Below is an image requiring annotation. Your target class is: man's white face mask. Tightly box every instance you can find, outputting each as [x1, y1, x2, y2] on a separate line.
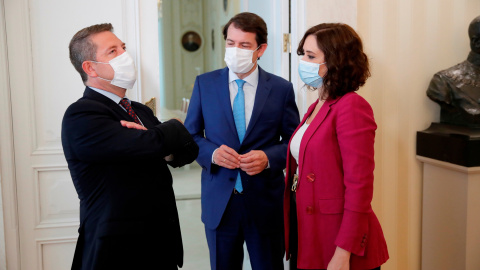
[91, 51, 137, 89]
[224, 46, 261, 74]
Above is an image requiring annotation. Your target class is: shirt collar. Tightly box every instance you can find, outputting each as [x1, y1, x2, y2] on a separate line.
[89, 87, 128, 104]
[228, 65, 259, 88]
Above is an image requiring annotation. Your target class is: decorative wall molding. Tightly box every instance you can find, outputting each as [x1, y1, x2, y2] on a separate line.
[417, 156, 480, 174]
[36, 237, 77, 270]
[32, 165, 79, 228]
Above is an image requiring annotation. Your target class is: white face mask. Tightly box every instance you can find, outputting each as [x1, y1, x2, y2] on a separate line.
[224, 46, 261, 74]
[91, 52, 137, 89]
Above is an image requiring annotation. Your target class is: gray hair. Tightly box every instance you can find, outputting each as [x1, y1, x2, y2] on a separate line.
[69, 23, 114, 83]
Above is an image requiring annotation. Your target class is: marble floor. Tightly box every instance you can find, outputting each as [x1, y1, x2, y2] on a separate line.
[170, 163, 288, 270]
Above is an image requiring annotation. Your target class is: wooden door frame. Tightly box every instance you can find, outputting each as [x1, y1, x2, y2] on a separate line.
[291, 0, 307, 115]
[0, 0, 21, 268]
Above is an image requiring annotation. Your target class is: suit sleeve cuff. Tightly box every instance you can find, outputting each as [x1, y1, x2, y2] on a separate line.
[212, 148, 219, 164]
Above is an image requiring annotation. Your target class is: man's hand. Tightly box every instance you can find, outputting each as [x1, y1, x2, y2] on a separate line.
[172, 118, 184, 124]
[120, 120, 147, 130]
[213, 145, 240, 169]
[239, 150, 268, 175]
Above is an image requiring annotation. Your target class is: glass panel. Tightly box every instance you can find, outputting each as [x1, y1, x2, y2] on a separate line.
[158, 1, 241, 269]
[158, 1, 289, 269]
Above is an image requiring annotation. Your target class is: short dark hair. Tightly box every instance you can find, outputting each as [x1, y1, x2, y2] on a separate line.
[69, 23, 114, 83]
[297, 23, 370, 100]
[222, 12, 268, 46]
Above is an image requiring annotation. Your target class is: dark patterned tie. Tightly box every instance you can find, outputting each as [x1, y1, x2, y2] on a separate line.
[119, 98, 141, 125]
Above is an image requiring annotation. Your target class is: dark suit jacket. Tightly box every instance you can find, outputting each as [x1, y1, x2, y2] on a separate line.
[184, 67, 299, 232]
[62, 87, 197, 270]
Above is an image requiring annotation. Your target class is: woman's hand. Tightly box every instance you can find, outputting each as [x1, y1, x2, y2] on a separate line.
[327, 246, 351, 270]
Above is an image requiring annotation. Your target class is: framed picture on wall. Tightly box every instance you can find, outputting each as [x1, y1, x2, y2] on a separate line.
[181, 31, 202, 52]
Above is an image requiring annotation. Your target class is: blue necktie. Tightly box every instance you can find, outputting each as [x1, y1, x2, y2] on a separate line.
[233, 79, 246, 193]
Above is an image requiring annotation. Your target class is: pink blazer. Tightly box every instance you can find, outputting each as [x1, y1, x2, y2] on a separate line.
[284, 92, 389, 270]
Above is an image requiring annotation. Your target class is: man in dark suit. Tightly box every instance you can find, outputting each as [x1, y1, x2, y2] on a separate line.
[62, 23, 198, 270]
[184, 12, 300, 270]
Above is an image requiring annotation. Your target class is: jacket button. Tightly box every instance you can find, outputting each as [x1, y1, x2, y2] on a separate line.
[306, 206, 314, 214]
[307, 173, 315, 182]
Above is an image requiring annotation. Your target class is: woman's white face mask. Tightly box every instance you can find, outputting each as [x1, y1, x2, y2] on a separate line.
[224, 46, 261, 74]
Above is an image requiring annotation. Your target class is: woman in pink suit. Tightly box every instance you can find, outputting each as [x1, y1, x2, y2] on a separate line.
[284, 23, 389, 270]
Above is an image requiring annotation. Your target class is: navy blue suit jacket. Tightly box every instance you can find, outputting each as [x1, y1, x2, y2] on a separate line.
[62, 87, 197, 270]
[184, 67, 299, 232]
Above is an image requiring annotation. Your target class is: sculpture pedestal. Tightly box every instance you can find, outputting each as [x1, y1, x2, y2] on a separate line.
[417, 137, 480, 270]
[417, 122, 480, 166]
[417, 123, 480, 270]
[417, 157, 480, 270]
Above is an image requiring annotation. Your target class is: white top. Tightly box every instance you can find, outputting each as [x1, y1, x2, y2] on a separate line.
[290, 121, 309, 173]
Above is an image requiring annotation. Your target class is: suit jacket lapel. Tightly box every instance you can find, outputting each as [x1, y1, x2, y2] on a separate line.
[83, 87, 132, 121]
[298, 97, 340, 172]
[244, 67, 271, 141]
[217, 68, 238, 140]
[286, 104, 315, 178]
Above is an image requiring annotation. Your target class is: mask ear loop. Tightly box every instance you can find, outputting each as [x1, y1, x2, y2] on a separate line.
[89, 60, 109, 64]
[254, 44, 264, 61]
[87, 60, 113, 82]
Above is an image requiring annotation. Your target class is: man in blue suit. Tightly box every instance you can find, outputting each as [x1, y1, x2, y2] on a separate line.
[184, 12, 300, 270]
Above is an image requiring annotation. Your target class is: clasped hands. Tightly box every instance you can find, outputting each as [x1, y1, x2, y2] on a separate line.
[214, 144, 268, 176]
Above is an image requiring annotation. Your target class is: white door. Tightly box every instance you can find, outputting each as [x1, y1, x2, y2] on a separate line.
[1, 0, 146, 269]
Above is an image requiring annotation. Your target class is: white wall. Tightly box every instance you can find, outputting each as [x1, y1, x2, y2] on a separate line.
[304, 0, 480, 269]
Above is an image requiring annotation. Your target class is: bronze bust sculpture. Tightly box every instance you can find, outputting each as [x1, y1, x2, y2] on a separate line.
[427, 15, 480, 128]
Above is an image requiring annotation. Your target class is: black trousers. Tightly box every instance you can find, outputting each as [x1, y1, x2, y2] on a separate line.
[289, 192, 380, 270]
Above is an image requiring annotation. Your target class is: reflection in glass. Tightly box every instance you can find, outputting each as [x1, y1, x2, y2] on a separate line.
[157, 1, 241, 269]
